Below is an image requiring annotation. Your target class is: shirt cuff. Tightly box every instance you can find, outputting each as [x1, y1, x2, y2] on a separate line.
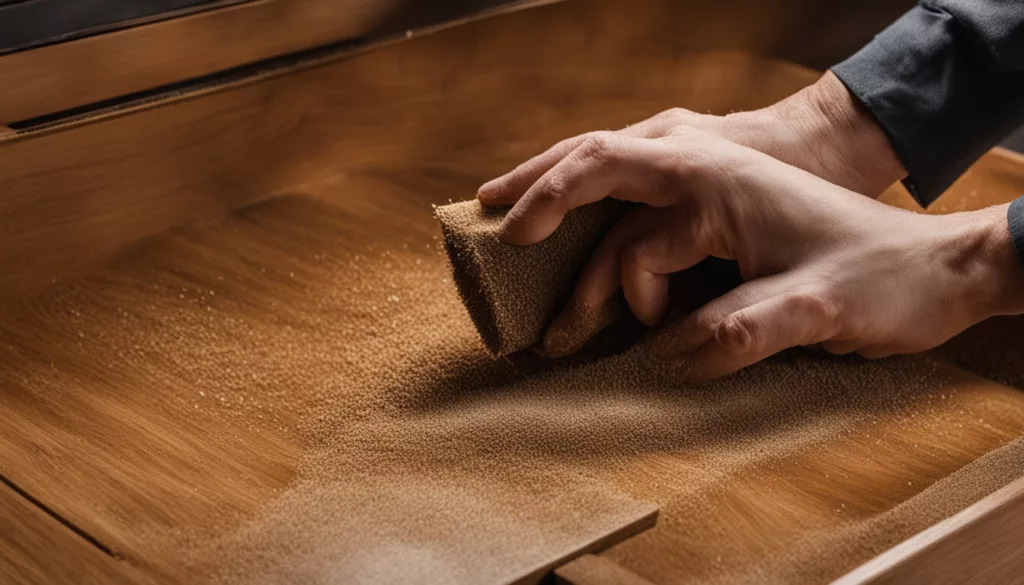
[1009, 197, 1024, 267]
[831, 3, 1024, 207]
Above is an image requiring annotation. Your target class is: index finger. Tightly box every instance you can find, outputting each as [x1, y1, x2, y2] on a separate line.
[477, 116, 677, 206]
[498, 133, 676, 245]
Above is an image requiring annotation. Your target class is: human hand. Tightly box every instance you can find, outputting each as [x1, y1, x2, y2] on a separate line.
[480, 72, 905, 204]
[477, 128, 1024, 381]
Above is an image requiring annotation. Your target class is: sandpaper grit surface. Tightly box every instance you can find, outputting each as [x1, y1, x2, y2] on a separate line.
[2, 177, 1024, 584]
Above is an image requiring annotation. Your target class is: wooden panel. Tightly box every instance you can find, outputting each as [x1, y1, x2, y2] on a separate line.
[0, 0, 241, 55]
[0, 177, 661, 584]
[0, 0, 565, 125]
[0, 0, 823, 300]
[834, 475, 1024, 584]
[0, 481, 148, 585]
[1, 1, 1022, 583]
[554, 555, 657, 585]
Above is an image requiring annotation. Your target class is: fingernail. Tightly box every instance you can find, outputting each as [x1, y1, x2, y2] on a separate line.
[476, 180, 502, 202]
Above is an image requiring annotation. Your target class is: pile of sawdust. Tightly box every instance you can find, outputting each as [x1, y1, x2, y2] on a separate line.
[3, 185, 1023, 584]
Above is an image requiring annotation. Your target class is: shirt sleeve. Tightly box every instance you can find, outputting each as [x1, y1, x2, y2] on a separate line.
[831, 0, 1024, 207]
[1010, 197, 1024, 266]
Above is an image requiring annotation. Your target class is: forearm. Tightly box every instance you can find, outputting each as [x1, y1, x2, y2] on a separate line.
[719, 72, 906, 197]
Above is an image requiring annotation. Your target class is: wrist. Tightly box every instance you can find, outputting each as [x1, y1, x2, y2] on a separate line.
[950, 205, 1024, 321]
[731, 72, 906, 197]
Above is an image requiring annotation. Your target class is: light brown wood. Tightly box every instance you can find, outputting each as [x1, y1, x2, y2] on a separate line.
[0, 1, 824, 301]
[0, 0, 568, 125]
[520, 509, 659, 585]
[834, 475, 1024, 585]
[0, 0, 375, 124]
[1, 1, 1023, 583]
[0, 481, 149, 585]
[554, 554, 657, 585]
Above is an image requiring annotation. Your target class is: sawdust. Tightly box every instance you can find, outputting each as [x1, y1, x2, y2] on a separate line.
[2, 184, 1023, 584]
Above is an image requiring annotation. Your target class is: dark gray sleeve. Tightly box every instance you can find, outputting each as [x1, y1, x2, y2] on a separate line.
[831, 0, 1024, 267]
[831, 0, 1024, 206]
[1011, 197, 1024, 265]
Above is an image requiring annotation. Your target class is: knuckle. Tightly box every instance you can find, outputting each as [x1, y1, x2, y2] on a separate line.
[578, 131, 618, 161]
[719, 313, 760, 354]
[789, 292, 841, 328]
[657, 107, 693, 125]
[536, 174, 570, 205]
[620, 232, 662, 269]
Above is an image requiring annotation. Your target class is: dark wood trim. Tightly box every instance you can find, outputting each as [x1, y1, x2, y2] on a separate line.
[0, 0, 561, 125]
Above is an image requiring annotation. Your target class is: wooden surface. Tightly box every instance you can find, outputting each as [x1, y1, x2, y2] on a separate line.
[0, 0, 240, 55]
[0, 0, 826, 300]
[0, 0, 382, 123]
[1, 1, 1023, 583]
[519, 509, 659, 585]
[553, 555, 657, 585]
[0, 0, 570, 127]
[0, 0, 911, 126]
[0, 481, 149, 585]
[834, 475, 1024, 585]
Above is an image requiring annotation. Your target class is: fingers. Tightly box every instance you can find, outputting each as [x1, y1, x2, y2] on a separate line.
[651, 274, 842, 382]
[498, 133, 676, 246]
[476, 110, 691, 206]
[820, 339, 863, 355]
[618, 210, 708, 326]
[653, 276, 789, 357]
[690, 292, 840, 381]
[541, 296, 627, 358]
[856, 345, 899, 360]
[541, 206, 706, 356]
[477, 134, 591, 205]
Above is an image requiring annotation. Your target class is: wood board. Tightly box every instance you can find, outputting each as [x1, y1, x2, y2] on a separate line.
[1, 0, 1023, 583]
[0, 0, 564, 125]
[0, 480, 150, 585]
[553, 555, 657, 585]
[835, 472, 1024, 584]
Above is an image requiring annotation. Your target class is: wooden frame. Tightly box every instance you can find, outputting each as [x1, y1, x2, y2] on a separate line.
[2, 1, 1023, 583]
[0, 0, 561, 125]
[835, 476, 1024, 584]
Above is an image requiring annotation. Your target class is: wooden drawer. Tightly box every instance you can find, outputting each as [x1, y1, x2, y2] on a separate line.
[1, 1, 1020, 583]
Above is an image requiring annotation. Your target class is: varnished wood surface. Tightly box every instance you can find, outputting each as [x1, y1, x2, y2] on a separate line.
[0, 481, 149, 585]
[0, 0, 394, 124]
[835, 475, 1024, 585]
[0, 0, 825, 300]
[0, 0, 909, 125]
[553, 554, 657, 585]
[1, 1, 1023, 583]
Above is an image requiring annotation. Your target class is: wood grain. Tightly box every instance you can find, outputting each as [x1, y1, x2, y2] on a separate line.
[0, 481, 149, 585]
[0, 0, 573, 126]
[553, 554, 657, 585]
[518, 508, 659, 585]
[0, 0, 825, 301]
[1, 1, 1022, 583]
[0, 0, 392, 124]
[834, 475, 1024, 585]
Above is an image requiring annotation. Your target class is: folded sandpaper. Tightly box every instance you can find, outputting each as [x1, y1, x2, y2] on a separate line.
[435, 199, 629, 356]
